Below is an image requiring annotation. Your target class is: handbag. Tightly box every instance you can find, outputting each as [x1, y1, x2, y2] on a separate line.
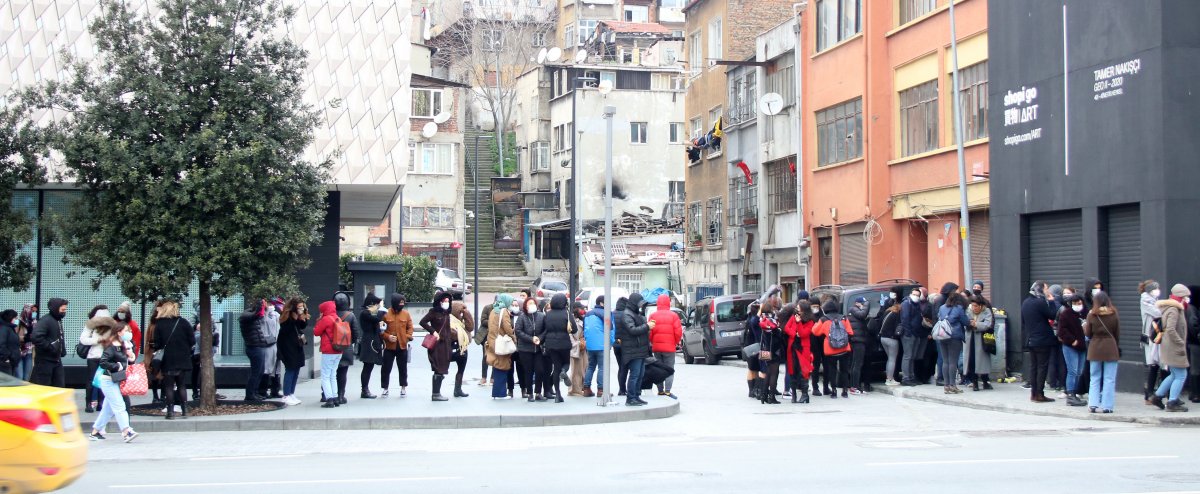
[75, 341, 91, 360]
[91, 366, 104, 389]
[494, 335, 517, 356]
[120, 363, 149, 396]
[931, 318, 954, 341]
[741, 343, 761, 360]
[421, 331, 439, 350]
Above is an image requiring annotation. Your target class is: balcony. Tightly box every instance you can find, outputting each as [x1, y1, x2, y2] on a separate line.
[519, 191, 559, 211]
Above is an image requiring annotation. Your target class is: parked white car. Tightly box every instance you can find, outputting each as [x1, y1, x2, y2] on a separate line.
[435, 268, 471, 299]
[573, 287, 631, 310]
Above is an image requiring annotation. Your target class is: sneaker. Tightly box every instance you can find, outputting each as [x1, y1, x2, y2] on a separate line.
[88, 431, 106, 441]
[400, 388, 407, 398]
[1021, 382, 1033, 389]
[381, 389, 390, 398]
[1056, 392, 1068, 399]
[122, 430, 139, 443]
[664, 391, 678, 400]
[849, 388, 864, 395]
[885, 380, 900, 386]
[159, 405, 183, 414]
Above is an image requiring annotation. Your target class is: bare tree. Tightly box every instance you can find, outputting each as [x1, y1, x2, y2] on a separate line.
[426, 0, 558, 165]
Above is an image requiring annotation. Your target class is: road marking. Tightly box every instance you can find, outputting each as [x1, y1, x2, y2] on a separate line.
[660, 440, 754, 447]
[190, 454, 306, 461]
[868, 455, 1177, 467]
[109, 477, 461, 489]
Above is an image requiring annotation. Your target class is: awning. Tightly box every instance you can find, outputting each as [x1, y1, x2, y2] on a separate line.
[526, 219, 572, 231]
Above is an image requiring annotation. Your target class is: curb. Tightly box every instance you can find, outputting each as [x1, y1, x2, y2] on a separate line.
[82, 401, 680, 433]
[873, 385, 1200, 426]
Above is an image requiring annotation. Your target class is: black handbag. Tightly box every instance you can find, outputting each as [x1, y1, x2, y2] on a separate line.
[152, 320, 181, 369]
[75, 342, 90, 359]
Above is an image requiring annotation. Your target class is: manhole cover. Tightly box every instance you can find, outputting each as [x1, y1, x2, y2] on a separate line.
[962, 429, 1063, 438]
[858, 440, 946, 450]
[628, 472, 705, 481]
[1142, 473, 1200, 484]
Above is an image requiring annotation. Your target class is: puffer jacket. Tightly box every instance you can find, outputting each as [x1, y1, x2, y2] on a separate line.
[648, 295, 683, 353]
[848, 305, 870, 343]
[239, 306, 270, 348]
[313, 301, 342, 355]
[583, 306, 613, 351]
[615, 293, 651, 363]
[538, 294, 576, 351]
[514, 310, 544, 353]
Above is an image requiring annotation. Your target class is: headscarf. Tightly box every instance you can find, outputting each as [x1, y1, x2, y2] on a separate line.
[494, 293, 514, 313]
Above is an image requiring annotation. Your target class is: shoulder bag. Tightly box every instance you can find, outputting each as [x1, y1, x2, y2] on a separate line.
[152, 320, 182, 369]
[120, 363, 149, 396]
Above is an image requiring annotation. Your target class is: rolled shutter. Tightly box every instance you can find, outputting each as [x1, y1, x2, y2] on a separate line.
[969, 211, 991, 300]
[839, 223, 869, 286]
[1105, 205, 1142, 361]
[1026, 210, 1084, 293]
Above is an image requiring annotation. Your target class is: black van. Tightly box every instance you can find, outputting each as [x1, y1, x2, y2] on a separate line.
[808, 279, 924, 382]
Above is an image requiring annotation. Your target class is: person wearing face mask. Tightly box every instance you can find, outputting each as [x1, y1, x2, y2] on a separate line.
[356, 294, 385, 399]
[567, 301, 590, 397]
[278, 298, 309, 406]
[784, 300, 816, 402]
[16, 305, 37, 381]
[1084, 277, 1105, 311]
[0, 309, 21, 376]
[616, 293, 653, 406]
[1084, 291, 1121, 413]
[847, 297, 871, 395]
[1149, 285, 1192, 412]
[88, 316, 139, 443]
[809, 299, 828, 395]
[963, 295, 994, 391]
[1056, 294, 1089, 406]
[536, 294, 576, 403]
[1139, 280, 1165, 403]
[30, 298, 69, 387]
[114, 302, 142, 356]
[80, 305, 112, 413]
[514, 296, 546, 401]
[381, 293, 414, 398]
[581, 296, 612, 397]
[971, 281, 986, 299]
[507, 297, 526, 395]
[486, 294, 517, 399]
[420, 292, 455, 402]
[900, 288, 927, 387]
[448, 301, 475, 398]
[258, 298, 284, 400]
[152, 300, 196, 419]
[330, 292, 362, 405]
[1023, 281, 1059, 403]
[239, 299, 273, 402]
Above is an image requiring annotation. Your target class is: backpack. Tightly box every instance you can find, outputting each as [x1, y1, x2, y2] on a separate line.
[330, 315, 353, 351]
[827, 318, 850, 350]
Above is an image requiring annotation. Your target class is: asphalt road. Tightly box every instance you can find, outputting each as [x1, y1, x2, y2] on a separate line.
[60, 357, 1200, 494]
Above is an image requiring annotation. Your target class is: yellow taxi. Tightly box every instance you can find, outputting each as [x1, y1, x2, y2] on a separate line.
[0, 372, 87, 494]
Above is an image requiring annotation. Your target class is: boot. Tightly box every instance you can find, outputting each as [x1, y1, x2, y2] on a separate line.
[258, 374, 270, 399]
[797, 377, 810, 403]
[1145, 365, 1161, 403]
[759, 380, 770, 404]
[179, 401, 188, 419]
[269, 376, 283, 399]
[554, 383, 564, 403]
[1190, 377, 1200, 403]
[454, 375, 469, 398]
[1167, 399, 1190, 412]
[361, 389, 378, 399]
[582, 387, 594, 398]
[972, 378, 980, 392]
[747, 379, 756, 399]
[431, 375, 449, 402]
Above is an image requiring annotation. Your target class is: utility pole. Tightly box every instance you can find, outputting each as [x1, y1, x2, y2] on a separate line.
[599, 104, 616, 407]
[949, 0, 973, 287]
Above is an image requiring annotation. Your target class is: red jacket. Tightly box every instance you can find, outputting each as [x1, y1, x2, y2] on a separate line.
[649, 295, 683, 353]
[312, 301, 341, 354]
[811, 316, 854, 356]
[784, 316, 814, 378]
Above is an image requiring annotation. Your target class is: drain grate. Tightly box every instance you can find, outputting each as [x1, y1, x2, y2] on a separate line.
[962, 429, 1064, 438]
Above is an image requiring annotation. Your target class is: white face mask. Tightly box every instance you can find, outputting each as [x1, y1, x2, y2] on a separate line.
[1072, 305, 1084, 313]
[440, 302, 450, 310]
[910, 295, 920, 303]
[510, 305, 519, 313]
[525, 306, 537, 314]
[1092, 288, 1101, 295]
[9, 318, 16, 326]
[1151, 289, 1162, 299]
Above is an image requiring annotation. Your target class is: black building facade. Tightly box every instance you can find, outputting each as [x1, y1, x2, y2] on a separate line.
[989, 0, 1200, 390]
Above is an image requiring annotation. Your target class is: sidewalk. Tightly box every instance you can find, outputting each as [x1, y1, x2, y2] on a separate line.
[78, 351, 677, 433]
[873, 380, 1200, 426]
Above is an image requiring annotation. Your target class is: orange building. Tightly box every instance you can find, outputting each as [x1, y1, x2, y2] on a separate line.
[798, 0, 991, 295]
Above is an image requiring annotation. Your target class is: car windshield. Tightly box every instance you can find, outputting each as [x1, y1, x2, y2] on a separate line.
[543, 281, 568, 291]
[0, 373, 25, 387]
[442, 269, 460, 279]
[715, 300, 754, 323]
[577, 290, 590, 300]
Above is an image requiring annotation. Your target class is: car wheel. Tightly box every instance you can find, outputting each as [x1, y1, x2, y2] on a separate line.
[682, 343, 695, 365]
[703, 342, 719, 365]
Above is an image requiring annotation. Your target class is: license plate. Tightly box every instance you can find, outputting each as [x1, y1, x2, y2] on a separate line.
[60, 413, 75, 432]
[722, 330, 742, 338]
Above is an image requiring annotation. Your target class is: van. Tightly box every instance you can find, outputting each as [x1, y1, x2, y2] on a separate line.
[809, 279, 924, 382]
[680, 293, 758, 365]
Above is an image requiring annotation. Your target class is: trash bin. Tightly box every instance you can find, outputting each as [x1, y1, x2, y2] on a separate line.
[991, 310, 1008, 377]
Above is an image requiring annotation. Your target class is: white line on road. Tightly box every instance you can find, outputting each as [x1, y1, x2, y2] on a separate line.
[659, 440, 754, 447]
[109, 477, 462, 489]
[189, 454, 307, 461]
[868, 455, 1177, 467]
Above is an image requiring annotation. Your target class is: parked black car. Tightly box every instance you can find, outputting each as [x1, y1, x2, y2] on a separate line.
[809, 279, 923, 382]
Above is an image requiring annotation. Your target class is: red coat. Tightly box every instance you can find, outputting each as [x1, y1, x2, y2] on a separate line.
[313, 301, 341, 354]
[784, 317, 814, 378]
[649, 295, 683, 353]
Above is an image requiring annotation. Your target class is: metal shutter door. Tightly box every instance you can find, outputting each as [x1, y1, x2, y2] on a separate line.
[839, 224, 869, 286]
[1105, 205, 1142, 361]
[818, 237, 833, 286]
[970, 211, 991, 300]
[1026, 211, 1084, 292]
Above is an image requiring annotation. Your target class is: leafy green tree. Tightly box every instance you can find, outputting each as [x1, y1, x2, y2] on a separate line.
[0, 103, 48, 291]
[40, 0, 327, 409]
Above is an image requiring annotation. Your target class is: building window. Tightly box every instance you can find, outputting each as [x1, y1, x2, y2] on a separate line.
[630, 122, 648, 144]
[899, 0, 937, 25]
[532, 141, 550, 171]
[766, 159, 797, 213]
[652, 73, 685, 91]
[708, 106, 723, 130]
[553, 124, 572, 152]
[765, 53, 795, 110]
[707, 18, 723, 62]
[532, 31, 547, 47]
[727, 72, 758, 124]
[687, 201, 703, 246]
[688, 31, 703, 77]
[956, 61, 989, 142]
[706, 197, 723, 246]
[578, 20, 598, 45]
[816, 0, 861, 52]
[402, 206, 455, 228]
[899, 80, 939, 157]
[409, 143, 456, 175]
[616, 272, 645, 293]
[664, 47, 679, 65]
[662, 0, 685, 8]
[669, 122, 685, 144]
[624, 6, 649, 22]
[600, 71, 617, 87]
[816, 98, 862, 167]
[565, 25, 575, 47]
[411, 88, 443, 118]
[728, 172, 758, 226]
[483, 29, 502, 52]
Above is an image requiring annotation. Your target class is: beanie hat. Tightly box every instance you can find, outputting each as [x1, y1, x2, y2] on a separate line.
[1049, 284, 1064, 299]
[1171, 284, 1191, 298]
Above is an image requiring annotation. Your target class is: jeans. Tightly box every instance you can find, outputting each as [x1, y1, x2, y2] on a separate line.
[93, 378, 130, 433]
[380, 347, 408, 389]
[1029, 346, 1053, 397]
[849, 343, 867, 388]
[653, 351, 676, 391]
[1089, 360, 1118, 410]
[1062, 345, 1087, 393]
[881, 337, 900, 381]
[938, 339, 963, 387]
[245, 345, 266, 398]
[1156, 366, 1188, 402]
[901, 336, 926, 383]
[626, 358, 646, 400]
[282, 366, 301, 395]
[320, 354, 340, 399]
[17, 354, 33, 380]
[584, 350, 604, 388]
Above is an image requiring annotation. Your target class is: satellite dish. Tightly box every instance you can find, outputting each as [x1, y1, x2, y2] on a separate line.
[421, 122, 438, 138]
[537, 47, 548, 64]
[546, 47, 562, 62]
[598, 79, 614, 95]
[759, 92, 785, 116]
[575, 49, 588, 64]
[433, 112, 451, 124]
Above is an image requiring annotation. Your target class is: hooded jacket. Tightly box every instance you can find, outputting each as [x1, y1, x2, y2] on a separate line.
[615, 293, 651, 362]
[513, 303, 544, 353]
[335, 293, 361, 366]
[239, 303, 270, 348]
[848, 304, 870, 343]
[1084, 277, 1105, 309]
[900, 298, 926, 339]
[538, 294, 576, 351]
[0, 317, 19, 366]
[382, 294, 414, 351]
[812, 302, 854, 356]
[583, 305, 613, 351]
[313, 301, 342, 355]
[31, 298, 68, 362]
[649, 295, 683, 353]
[357, 296, 385, 365]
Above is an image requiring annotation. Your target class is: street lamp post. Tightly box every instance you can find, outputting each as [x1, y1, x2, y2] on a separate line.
[599, 104, 616, 407]
[473, 134, 493, 325]
[948, 0, 973, 287]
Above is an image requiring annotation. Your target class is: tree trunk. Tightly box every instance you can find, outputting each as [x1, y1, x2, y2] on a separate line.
[198, 278, 217, 409]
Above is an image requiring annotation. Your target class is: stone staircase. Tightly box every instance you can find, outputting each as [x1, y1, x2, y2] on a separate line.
[463, 118, 532, 294]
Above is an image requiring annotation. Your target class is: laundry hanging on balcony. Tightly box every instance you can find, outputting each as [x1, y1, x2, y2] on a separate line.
[685, 117, 723, 162]
[734, 161, 752, 185]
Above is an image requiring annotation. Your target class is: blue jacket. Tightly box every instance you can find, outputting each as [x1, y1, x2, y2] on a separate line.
[900, 299, 925, 338]
[937, 304, 971, 341]
[583, 307, 614, 351]
[1022, 295, 1058, 348]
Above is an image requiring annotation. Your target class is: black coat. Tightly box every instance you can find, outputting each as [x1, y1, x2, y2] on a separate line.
[759, 328, 785, 362]
[538, 294, 576, 351]
[31, 298, 67, 362]
[98, 343, 130, 378]
[848, 306, 870, 343]
[278, 318, 307, 369]
[0, 321, 19, 367]
[514, 311, 543, 353]
[616, 294, 651, 363]
[154, 317, 196, 372]
[879, 310, 902, 339]
[239, 309, 270, 348]
[1022, 295, 1058, 348]
[357, 309, 384, 365]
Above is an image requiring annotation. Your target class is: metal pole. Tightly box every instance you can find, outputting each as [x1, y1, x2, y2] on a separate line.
[948, 0, 973, 287]
[792, 4, 808, 291]
[569, 85, 578, 297]
[472, 135, 482, 324]
[495, 55, 505, 178]
[599, 104, 616, 407]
